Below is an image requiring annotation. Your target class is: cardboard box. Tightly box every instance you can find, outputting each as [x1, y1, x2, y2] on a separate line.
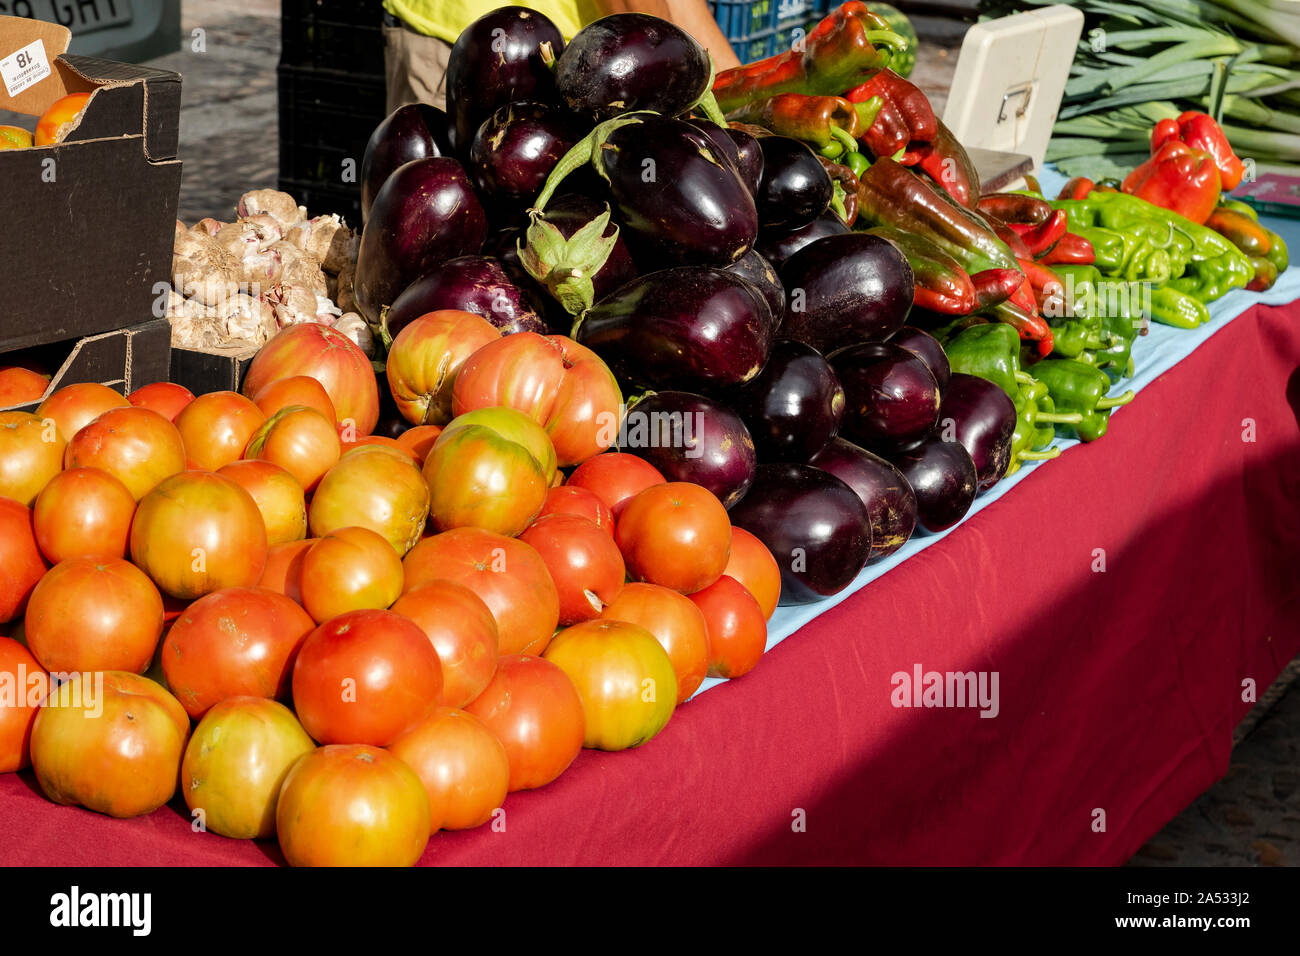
[0, 316, 171, 413]
[0, 16, 182, 353]
[169, 343, 258, 396]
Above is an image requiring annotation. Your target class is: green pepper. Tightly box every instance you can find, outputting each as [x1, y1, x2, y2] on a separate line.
[844, 149, 871, 178]
[941, 322, 1022, 397]
[1267, 230, 1289, 275]
[1031, 359, 1135, 443]
[1043, 264, 1104, 359]
[1004, 372, 1080, 476]
[1149, 285, 1210, 329]
[1165, 253, 1253, 301]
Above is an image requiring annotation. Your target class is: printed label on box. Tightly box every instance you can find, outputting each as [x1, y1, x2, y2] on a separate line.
[1, 40, 52, 99]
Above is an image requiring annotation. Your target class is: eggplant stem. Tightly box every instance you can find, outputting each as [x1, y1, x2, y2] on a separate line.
[532, 113, 650, 211]
[696, 88, 729, 126]
[1097, 389, 1136, 410]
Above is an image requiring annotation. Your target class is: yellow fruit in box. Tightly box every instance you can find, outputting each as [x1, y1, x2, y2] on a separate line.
[0, 125, 33, 150]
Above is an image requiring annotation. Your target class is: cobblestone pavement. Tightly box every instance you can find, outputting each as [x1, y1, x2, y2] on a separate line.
[148, 1, 1297, 866]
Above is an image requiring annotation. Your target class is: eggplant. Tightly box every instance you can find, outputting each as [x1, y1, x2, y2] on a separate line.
[830, 342, 941, 452]
[361, 104, 451, 223]
[809, 438, 917, 560]
[354, 158, 487, 326]
[383, 256, 548, 339]
[780, 233, 915, 353]
[725, 126, 763, 195]
[621, 392, 757, 508]
[939, 373, 1017, 492]
[756, 213, 849, 271]
[886, 436, 977, 533]
[446, 6, 564, 153]
[554, 13, 713, 120]
[731, 340, 844, 463]
[888, 326, 951, 392]
[575, 267, 773, 392]
[755, 136, 833, 230]
[724, 249, 785, 323]
[469, 102, 586, 214]
[728, 463, 872, 605]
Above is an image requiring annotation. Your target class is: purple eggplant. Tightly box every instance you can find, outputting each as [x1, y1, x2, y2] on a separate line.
[361, 104, 451, 224]
[830, 342, 941, 452]
[809, 438, 917, 560]
[755, 136, 833, 230]
[756, 213, 849, 271]
[354, 158, 487, 326]
[886, 436, 977, 534]
[888, 326, 950, 392]
[731, 340, 844, 463]
[939, 373, 1017, 492]
[383, 256, 548, 339]
[725, 127, 764, 195]
[469, 102, 586, 214]
[621, 391, 757, 508]
[728, 463, 872, 605]
[483, 226, 564, 330]
[724, 249, 785, 323]
[781, 233, 915, 353]
[554, 13, 713, 120]
[446, 6, 564, 153]
[574, 267, 773, 392]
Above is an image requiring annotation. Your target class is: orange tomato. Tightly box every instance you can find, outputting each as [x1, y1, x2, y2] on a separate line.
[0, 411, 65, 506]
[243, 404, 341, 493]
[216, 459, 307, 546]
[36, 382, 128, 441]
[0, 365, 49, 407]
[251, 375, 335, 422]
[63, 405, 187, 501]
[390, 581, 498, 709]
[128, 382, 194, 421]
[308, 445, 429, 556]
[387, 707, 509, 832]
[722, 527, 781, 620]
[566, 452, 665, 518]
[0, 125, 34, 150]
[258, 538, 315, 604]
[519, 513, 625, 625]
[175, 391, 266, 472]
[602, 582, 710, 703]
[0, 499, 47, 624]
[34, 92, 92, 147]
[0, 637, 43, 772]
[689, 575, 767, 679]
[33, 467, 136, 563]
[394, 424, 442, 465]
[616, 482, 732, 594]
[299, 526, 404, 624]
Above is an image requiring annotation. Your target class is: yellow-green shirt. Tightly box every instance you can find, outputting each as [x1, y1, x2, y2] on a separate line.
[383, 0, 607, 43]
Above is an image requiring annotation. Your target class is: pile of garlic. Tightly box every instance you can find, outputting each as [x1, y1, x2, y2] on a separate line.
[167, 189, 372, 356]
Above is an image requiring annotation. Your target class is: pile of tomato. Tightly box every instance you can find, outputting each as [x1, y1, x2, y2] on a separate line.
[0, 311, 780, 866]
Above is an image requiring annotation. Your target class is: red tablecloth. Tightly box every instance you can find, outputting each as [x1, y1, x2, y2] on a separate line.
[4, 301, 1299, 866]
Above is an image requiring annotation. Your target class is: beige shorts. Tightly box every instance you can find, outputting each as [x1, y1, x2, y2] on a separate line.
[383, 23, 453, 114]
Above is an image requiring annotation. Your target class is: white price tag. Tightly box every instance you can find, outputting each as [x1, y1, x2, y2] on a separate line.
[1, 40, 52, 99]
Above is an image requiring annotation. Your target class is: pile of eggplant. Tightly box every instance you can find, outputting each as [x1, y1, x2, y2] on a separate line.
[354, 6, 1021, 607]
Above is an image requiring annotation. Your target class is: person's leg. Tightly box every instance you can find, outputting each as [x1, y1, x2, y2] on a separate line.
[383, 22, 453, 114]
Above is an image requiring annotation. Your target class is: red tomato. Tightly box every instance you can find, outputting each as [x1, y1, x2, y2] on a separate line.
[292, 609, 443, 746]
[128, 382, 194, 421]
[309, 445, 430, 555]
[602, 582, 710, 703]
[722, 527, 782, 620]
[251, 375, 336, 423]
[387, 707, 509, 832]
[385, 310, 502, 426]
[34, 92, 91, 146]
[394, 424, 442, 465]
[130, 471, 269, 600]
[36, 382, 129, 442]
[30, 671, 190, 818]
[258, 538, 315, 604]
[216, 459, 307, 546]
[537, 485, 615, 537]
[464, 655, 584, 791]
[0, 499, 47, 623]
[403, 527, 559, 656]
[175, 391, 266, 472]
[0, 412, 64, 506]
[33, 468, 136, 563]
[338, 434, 417, 460]
[519, 514, 625, 625]
[390, 581, 498, 709]
[181, 696, 315, 839]
[63, 405, 188, 501]
[617, 482, 732, 594]
[24, 557, 164, 674]
[299, 526, 404, 624]
[0, 366, 50, 407]
[0, 637, 43, 772]
[242, 323, 380, 437]
[162, 586, 316, 719]
[566, 452, 665, 518]
[276, 744, 431, 867]
[689, 576, 767, 679]
[243, 404, 340, 492]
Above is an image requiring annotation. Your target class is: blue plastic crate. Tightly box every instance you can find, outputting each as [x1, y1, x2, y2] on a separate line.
[710, 0, 824, 63]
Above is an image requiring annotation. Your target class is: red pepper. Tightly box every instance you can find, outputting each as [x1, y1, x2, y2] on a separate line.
[1152, 111, 1245, 192]
[977, 193, 1052, 225]
[846, 69, 937, 159]
[990, 218, 1033, 259]
[1057, 177, 1095, 200]
[897, 120, 980, 208]
[1037, 232, 1095, 266]
[1121, 141, 1221, 224]
[1017, 257, 1062, 297]
[984, 299, 1054, 357]
[970, 267, 1025, 310]
[1008, 209, 1067, 257]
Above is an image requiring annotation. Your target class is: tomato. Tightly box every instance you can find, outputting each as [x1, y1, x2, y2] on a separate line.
[0, 412, 64, 506]
[130, 471, 268, 600]
[601, 582, 710, 703]
[537, 484, 615, 537]
[566, 452, 665, 518]
[292, 609, 442, 746]
[0, 499, 47, 624]
[33, 468, 135, 563]
[181, 696, 315, 839]
[338, 434, 417, 460]
[519, 514, 625, 625]
[63, 405, 188, 501]
[36, 382, 129, 442]
[31, 671, 190, 818]
[0, 637, 42, 772]
[390, 581, 498, 709]
[0, 125, 33, 149]
[258, 538, 315, 604]
[0, 366, 49, 407]
[174, 390, 266, 472]
[299, 526, 404, 624]
[385, 309, 502, 426]
[423, 407, 554, 537]
[617, 482, 732, 595]
[542, 619, 677, 751]
[387, 707, 508, 832]
[394, 424, 442, 465]
[34, 92, 92, 146]
[251, 375, 336, 423]
[128, 381, 194, 421]
[242, 323, 380, 437]
[216, 459, 307, 546]
[276, 744, 431, 867]
[689, 575, 767, 679]
[403, 527, 559, 656]
[162, 586, 316, 719]
[722, 527, 782, 620]
[463, 655, 584, 791]
[309, 445, 430, 555]
[243, 404, 340, 492]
